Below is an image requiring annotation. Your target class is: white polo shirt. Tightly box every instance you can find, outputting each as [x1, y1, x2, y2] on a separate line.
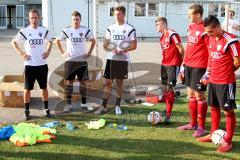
[105, 22, 136, 61]
[14, 25, 51, 66]
[57, 26, 93, 62]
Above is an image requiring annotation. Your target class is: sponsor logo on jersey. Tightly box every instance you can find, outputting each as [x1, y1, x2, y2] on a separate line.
[113, 35, 125, 40]
[70, 37, 84, 43]
[211, 51, 222, 59]
[187, 35, 198, 43]
[29, 39, 44, 45]
[161, 43, 170, 50]
[38, 32, 42, 37]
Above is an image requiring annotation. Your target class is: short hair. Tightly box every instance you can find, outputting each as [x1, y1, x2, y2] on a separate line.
[229, 9, 235, 16]
[114, 5, 126, 14]
[29, 9, 40, 17]
[71, 11, 81, 18]
[155, 17, 168, 26]
[204, 15, 220, 28]
[189, 4, 204, 16]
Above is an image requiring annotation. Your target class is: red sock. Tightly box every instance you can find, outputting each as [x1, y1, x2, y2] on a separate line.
[197, 99, 208, 129]
[189, 97, 197, 127]
[224, 111, 236, 144]
[165, 91, 175, 118]
[210, 107, 221, 134]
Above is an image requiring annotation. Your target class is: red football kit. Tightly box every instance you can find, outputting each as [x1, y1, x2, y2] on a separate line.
[160, 29, 183, 66]
[184, 21, 209, 68]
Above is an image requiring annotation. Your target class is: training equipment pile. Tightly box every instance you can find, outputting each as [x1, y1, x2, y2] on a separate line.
[0, 123, 56, 147]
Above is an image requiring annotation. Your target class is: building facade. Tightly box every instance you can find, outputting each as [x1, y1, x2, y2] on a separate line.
[0, 0, 42, 29]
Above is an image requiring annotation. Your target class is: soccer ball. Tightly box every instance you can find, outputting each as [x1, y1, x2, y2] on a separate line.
[147, 111, 162, 125]
[211, 129, 226, 145]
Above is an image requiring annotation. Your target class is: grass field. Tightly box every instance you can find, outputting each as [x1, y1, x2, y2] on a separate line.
[0, 88, 240, 160]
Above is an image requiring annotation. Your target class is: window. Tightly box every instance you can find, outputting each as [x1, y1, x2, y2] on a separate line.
[220, 4, 225, 17]
[109, 6, 114, 17]
[135, 3, 146, 17]
[134, 3, 158, 17]
[208, 4, 225, 18]
[148, 3, 158, 17]
[208, 4, 218, 17]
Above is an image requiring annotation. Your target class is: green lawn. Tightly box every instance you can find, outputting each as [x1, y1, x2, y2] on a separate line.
[0, 90, 240, 160]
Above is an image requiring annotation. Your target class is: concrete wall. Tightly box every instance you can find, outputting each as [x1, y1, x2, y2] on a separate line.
[42, 0, 93, 38]
[43, 1, 228, 38]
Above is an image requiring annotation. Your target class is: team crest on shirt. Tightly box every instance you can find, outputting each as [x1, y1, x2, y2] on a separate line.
[123, 30, 126, 34]
[29, 34, 32, 36]
[217, 45, 222, 51]
[195, 31, 200, 36]
[79, 33, 83, 37]
[70, 33, 73, 37]
[38, 32, 42, 37]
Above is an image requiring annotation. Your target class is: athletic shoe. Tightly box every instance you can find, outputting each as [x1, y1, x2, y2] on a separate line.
[94, 106, 107, 115]
[115, 105, 122, 115]
[81, 103, 94, 111]
[217, 140, 232, 153]
[164, 117, 171, 125]
[197, 134, 212, 142]
[177, 123, 198, 130]
[43, 109, 52, 118]
[192, 127, 206, 137]
[25, 110, 31, 121]
[64, 104, 72, 113]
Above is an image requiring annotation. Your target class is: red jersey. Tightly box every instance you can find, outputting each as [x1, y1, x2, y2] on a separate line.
[208, 32, 240, 84]
[184, 21, 209, 68]
[160, 29, 183, 66]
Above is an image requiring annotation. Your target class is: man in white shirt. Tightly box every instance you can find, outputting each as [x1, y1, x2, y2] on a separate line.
[11, 9, 52, 120]
[222, 9, 240, 37]
[55, 11, 96, 112]
[94, 5, 137, 115]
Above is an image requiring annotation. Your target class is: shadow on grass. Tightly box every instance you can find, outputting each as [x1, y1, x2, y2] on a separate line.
[0, 151, 114, 160]
[51, 135, 237, 160]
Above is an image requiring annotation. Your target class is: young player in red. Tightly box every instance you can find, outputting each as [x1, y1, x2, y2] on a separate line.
[155, 17, 184, 123]
[197, 15, 240, 153]
[177, 4, 209, 137]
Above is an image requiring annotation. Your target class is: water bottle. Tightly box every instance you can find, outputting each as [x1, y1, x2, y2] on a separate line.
[108, 123, 128, 131]
[66, 121, 74, 131]
[42, 121, 59, 128]
[117, 125, 128, 130]
[237, 104, 240, 110]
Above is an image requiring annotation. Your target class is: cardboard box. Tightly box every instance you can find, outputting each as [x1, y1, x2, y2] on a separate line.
[0, 75, 24, 108]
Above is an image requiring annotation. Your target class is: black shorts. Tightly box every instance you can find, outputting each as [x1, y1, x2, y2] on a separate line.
[24, 64, 48, 90]
[103, 59, 128, 79]
[161, 65, 179, 87]
[184, 65, 207, 91]
[64, 61, 89, 81]
[208, 82, 236, 110]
